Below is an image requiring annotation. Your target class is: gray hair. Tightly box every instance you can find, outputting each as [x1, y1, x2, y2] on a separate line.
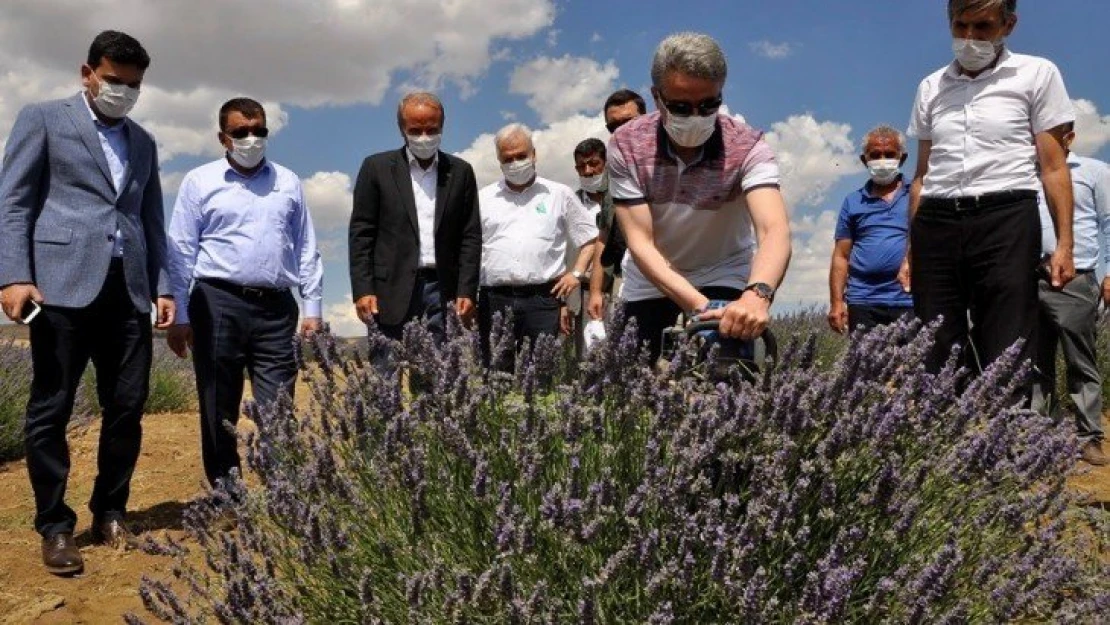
[948, 0, 1017, 22]
[493, 123, 533, 156]
[650, 32, 727, 88]
[396, 91, 445, 128]
[860, 125, 907, 154]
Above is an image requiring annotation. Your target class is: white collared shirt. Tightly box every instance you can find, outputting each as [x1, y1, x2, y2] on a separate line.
[479, 176, 598, 286]
[81, 92, 129, 256]
[908, 49, 1074, 198]
[406, 147, 438, 268]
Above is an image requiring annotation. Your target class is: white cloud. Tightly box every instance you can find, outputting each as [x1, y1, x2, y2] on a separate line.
[749, 40, 795, 60]
[763, 114, 862, 209]
[590, 32, 603, 44]
[160, 171, 186, 198]
[1071, 98, 1110, 157]
[509, 55, 619, 124]
[776, 210, 838, 308]
[303, 171, 354, 234]
[454, 113, 607, 190]
[0, 0, 555, 158]
[325, 295, 366, 338]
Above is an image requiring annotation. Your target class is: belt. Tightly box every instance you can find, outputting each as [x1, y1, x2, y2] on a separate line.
[416, 266, 439, 282]
[481, 280, 559, 297]
[197, 278, 288, 299]
[919, 189, 1037, 214]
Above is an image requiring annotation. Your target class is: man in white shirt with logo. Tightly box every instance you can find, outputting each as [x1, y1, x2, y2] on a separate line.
[478, 123, 598, 370]
[903, 0, 1075, 388]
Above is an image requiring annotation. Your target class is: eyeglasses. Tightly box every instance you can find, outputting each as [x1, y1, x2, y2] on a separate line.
[655, 93, 723, 117]
[224, 127, 269, 139]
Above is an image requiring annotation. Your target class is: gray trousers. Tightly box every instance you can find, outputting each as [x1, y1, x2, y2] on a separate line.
[1032, 272, 1105, 442]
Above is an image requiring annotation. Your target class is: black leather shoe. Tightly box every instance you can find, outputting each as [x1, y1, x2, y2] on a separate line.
[90, 517, 139, 550]
[42, 532, 83, 575]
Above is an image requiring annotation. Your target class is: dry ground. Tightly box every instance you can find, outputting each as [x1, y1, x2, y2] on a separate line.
[0, 407, 1106, 623]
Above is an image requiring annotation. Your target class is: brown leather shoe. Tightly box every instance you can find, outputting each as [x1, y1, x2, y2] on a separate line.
[90, 517, 140, 550]
[42, 532, 83, 576]
[1081, 440, 1109, 466]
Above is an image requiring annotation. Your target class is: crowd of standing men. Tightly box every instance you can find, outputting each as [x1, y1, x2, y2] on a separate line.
[0, 0, 1101, 579]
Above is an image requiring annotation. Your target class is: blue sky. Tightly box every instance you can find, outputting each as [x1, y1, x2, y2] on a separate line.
[1, 1, 1108, 334]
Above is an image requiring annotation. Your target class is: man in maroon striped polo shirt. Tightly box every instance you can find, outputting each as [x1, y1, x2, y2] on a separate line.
[608, 32, 792, 362]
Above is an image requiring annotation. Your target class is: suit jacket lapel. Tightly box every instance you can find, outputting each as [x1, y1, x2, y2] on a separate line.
[434, 152, 452, 234]
[391, 148, 420, 237]
[64, 94, 115, 194]
[118, 118, 142, 198]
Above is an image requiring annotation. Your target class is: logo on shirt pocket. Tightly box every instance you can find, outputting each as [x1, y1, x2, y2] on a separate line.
[535, 202, 548, 215]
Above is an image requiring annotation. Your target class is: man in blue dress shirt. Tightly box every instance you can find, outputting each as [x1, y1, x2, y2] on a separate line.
[828, 126, 914, 334]
[166, 98, 323, 487]
[1032, 122, 1109, 466]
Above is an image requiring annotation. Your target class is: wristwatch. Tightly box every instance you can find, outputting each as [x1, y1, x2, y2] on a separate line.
[571, 270, 585, 280]
[743, 282, 775, 303]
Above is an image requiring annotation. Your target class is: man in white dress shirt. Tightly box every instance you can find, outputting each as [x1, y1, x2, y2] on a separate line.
[902, 0, 1075, 390]
[478, 123, 598, 369]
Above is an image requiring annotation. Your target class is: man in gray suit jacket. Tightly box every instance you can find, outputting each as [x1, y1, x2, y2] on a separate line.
[0, 31, 174, 576]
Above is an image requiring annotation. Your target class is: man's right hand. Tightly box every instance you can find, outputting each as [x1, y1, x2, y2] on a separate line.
[897, 255, 912, 293]
[1101, 277, 1110, 308]
[166, 324, 193, 359]
[827, 301, 848, 334]
[586, 290, 605, 321]
[355, 295, 379, 324]
[0, 283, 44, 323]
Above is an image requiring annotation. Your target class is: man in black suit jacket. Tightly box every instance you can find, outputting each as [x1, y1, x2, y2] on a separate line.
[349, 92, 481, 350]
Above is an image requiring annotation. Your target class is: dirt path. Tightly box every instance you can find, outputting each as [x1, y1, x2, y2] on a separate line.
[0, 412, 204, 624]
[0, 411, 1107, 624]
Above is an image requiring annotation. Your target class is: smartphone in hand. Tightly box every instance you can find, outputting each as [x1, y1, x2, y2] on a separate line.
[19, 299, 41, 324]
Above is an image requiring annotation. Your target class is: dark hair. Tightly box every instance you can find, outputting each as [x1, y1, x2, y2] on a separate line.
[218, 98, 267, 131]
[574, 138, 606, 161]
[1060, 121, 1075, 133]
[948, 0, 1017, 22]
[87, 30, 150, 70]
[603, 89, 647, 116]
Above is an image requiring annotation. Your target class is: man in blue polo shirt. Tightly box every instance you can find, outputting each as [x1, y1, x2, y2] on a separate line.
[828, 125, 914, 333]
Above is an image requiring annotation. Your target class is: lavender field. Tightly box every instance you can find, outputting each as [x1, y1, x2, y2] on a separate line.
[133, 312, 1110, 623]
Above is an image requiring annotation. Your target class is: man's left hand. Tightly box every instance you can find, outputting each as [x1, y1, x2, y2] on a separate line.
[454, 297, 476, 326]
[551, 273, 580, 300]
[696, 291, 770, 339]
[154, 297, 175, 329]
[1049, 246, 1075, 289]
[300, 317, 322, 336]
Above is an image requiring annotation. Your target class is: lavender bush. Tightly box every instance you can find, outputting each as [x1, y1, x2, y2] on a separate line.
[135, 315, 1108, 623]
[0, 337, 195, 463]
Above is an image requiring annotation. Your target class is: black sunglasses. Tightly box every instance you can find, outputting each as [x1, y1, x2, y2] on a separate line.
[224, 127, 269, 139]
[656, 93, 723, 117]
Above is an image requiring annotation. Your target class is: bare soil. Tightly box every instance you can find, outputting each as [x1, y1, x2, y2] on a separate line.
[0, 409, 1107, 624]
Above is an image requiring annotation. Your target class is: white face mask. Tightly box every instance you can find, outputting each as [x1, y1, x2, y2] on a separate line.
[866, 159, 901, 185]
[229, 135, 266, 169]
[952, 38, 1002, 72]
[579, 172, 607, 193]
[90, 74, 139, 119]
[663, 112, 717, 148]
[407, 133, 441, 160]
[501, 158, 535, 186]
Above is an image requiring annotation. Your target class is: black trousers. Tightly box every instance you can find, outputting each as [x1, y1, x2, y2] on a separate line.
[848, 304, 914, 333]
[376, 273, 446, 342]
[623, 286, 742, 363]
[189, 280, 298, 486]
[910, 196, 1040, 380]
[478, 284, 561, 371]
[26, 259, 151, 538]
